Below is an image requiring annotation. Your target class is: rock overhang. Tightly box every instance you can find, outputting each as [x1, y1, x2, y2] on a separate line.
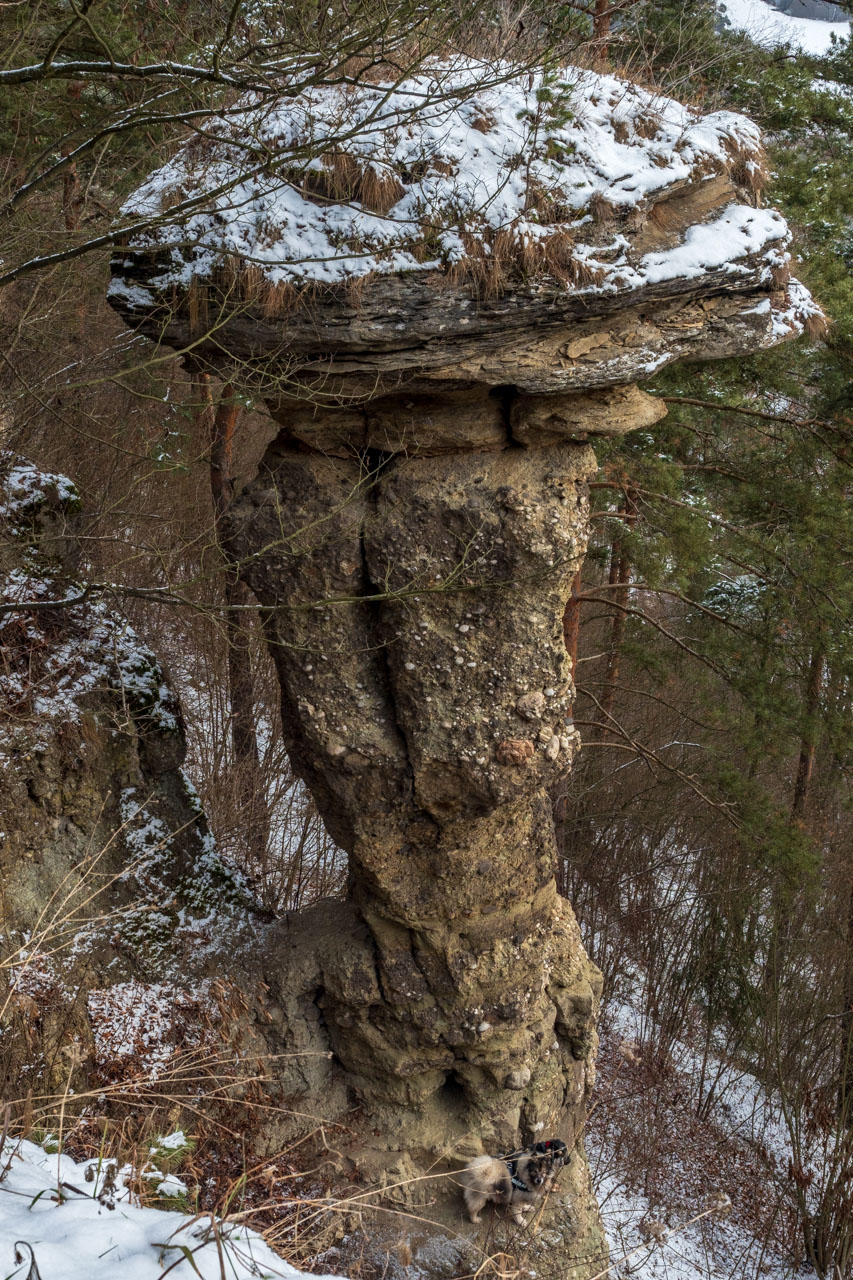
[107, 57, 822, 445]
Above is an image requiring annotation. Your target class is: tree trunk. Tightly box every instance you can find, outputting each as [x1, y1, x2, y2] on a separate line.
[791, 643, 825, 821]
[594, 0, 612, 61]
[194, 373, 270, 864]
[600, 494, 635, 731]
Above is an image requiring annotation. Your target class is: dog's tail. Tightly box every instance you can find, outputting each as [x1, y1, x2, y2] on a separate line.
[464, 1155, 512, 1204]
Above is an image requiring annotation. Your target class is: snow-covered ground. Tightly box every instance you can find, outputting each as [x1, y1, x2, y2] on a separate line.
[593, 1169, 786, 1280]
[587, 985, 800, 1280]
[718, 0, 851, 52]
[0, 1139, 345, 1280]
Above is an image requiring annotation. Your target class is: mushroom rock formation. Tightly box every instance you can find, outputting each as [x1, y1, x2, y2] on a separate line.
[108, 61, 818, 1275]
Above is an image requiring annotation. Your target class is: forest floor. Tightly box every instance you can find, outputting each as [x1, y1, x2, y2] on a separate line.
[0, 1135, 348, 1280]
[0, 977, 810, 1280]
[588, 986, 806, 1280]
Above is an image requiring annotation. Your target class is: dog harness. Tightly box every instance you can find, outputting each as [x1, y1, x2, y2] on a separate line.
[505, 1158, 529, 1192]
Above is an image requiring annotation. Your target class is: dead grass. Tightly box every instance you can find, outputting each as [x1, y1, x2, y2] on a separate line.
[470, 112, 497, 134]
[298, 153, 406, 215]
[588, 1018, 801, 1267]
[445, 224, 606, 297]
[633, 109, 663, 140]
[721, 136, 770, 202]
[219, 260, 302, 317]
[770, 258, 792, 290]
[588, 191, 617, 224]
[803, 308, 830, 340]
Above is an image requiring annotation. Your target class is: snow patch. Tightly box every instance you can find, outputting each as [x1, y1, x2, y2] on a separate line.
[87, 979, 220, 1081]
[2, 585, 179, 731]
[117, 61, 776, 291]
[0, 1139, 346, 1280]
[105, 277, 157, 310]
[0, 455, 78, 522]
[718, 0, 851, 53]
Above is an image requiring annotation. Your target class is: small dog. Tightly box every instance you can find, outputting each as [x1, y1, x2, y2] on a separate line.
[460, 1155, 513, 1223]
[461, 1139, 568, 1225]
[505, 1152, 552, 1224]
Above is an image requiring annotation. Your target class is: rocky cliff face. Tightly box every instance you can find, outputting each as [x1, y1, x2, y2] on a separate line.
[102, 59, 817, 1278]
[0, 457, 264, 1092]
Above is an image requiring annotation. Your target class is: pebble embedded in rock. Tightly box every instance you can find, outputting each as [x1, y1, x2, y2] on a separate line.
[516, 691, 546, 720]
[496, 738, 535, 765]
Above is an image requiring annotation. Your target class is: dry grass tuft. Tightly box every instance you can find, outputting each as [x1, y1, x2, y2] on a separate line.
[430, 157, 457, 177]
[720, 136, 770, 203]
[342, 269, 378, 310]
[299, 152, 405, 214]
[589, 191, 618, 224]
[446, 224, 605, 296]
[524, 179, 574, 225]
[446, 231, 506, 296]
[214, 260, 307, 318]
[356, 164, 407, 216]
[161, 118, 775, 319]
[804, 308, 830, 340]
[633, 110, 663, 141]
[770, 258, 792, 290]
[158, 182, 190, 212]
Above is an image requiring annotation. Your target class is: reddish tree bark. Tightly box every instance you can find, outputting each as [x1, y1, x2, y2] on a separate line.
[791, 644, 825, 821]
[594, 0, 612, 52]
[600, 492, 635, 731]
[195, 373, 270, 859]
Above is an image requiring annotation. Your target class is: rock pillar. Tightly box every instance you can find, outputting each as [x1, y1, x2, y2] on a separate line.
[227, 389, 605, 1165]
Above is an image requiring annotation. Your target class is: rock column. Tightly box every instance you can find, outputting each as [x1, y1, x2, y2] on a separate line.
[226, 387, 604, 1157]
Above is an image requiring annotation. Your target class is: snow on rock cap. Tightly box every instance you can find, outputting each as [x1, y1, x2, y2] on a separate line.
[108, 58, 823, 394]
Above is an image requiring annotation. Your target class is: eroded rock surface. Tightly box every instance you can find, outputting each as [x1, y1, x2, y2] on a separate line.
[229, 442, 598, 1133]
[0, 457, 264, 1090]
[217, 416, 606, 1277]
